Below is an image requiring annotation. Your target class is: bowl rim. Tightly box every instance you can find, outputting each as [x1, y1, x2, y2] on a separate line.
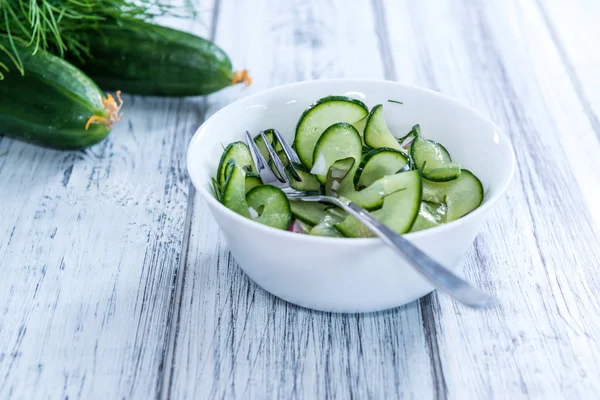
[186, 78, 516, 245]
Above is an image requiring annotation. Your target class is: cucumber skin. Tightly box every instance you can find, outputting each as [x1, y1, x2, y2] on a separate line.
[295, 96, 368, 168]
[354, 147, 408, 188]
[0, 37, 110, 149]
[70, 23, 235, 97]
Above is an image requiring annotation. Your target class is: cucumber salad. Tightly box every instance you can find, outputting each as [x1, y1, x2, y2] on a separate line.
[211, 96, 484, 238]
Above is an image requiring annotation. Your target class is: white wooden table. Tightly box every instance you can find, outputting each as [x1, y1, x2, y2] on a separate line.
[1, 0, 600, 399]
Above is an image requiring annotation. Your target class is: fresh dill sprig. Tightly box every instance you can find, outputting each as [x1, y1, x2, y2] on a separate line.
[0, 0, 196, 72]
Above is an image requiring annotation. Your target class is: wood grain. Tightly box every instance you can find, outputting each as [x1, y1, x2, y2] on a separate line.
[383, 0, 600, 398]
[166, 1, 436, 399]
[0, 0, 599, 399]
[0, 13, 212, 400]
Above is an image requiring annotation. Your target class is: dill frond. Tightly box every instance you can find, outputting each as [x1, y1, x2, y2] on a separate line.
[0, 0, 195, 72]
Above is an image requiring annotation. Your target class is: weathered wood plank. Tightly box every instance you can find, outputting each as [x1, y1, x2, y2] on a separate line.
[536, 0, 600, 132]
[0, 13, 213, 400]
[166, 1, 436, 399]
[382, 0, 600, 398]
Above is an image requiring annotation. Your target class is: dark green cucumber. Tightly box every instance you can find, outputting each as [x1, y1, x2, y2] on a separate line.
[246, 185, 292, 230]
[295, 96, 368, 168]
[69, 22, 249, 97]
[422, 170, 484, 221]
[363, 104, 405, 152]
[354, 147, 408, 188]
[0, 36, 118, 149]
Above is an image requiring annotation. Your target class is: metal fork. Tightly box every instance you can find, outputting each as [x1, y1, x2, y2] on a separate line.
[244, 130, 499, 308]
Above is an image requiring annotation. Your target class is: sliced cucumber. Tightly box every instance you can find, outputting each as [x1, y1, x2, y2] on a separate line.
[311, 123, 363, 184]
[325, 157, 356, 197]
[211, 177, 222, 201]
[352, 116, 368, 137]
[411, 135, 461, 182]
[246, 185, 292, 230]
[339, 170, 421, 210]
[397, 124, 420, 151]
[216, 95, 486, 237]
[422, 170, 483, 221]
[410, 134, 451, 164]
[295, 96, 368, 168]
[336, 174, 422, 237]
[222, 163, 250, 218]
[245, 173, 262, 193]
[354, 147, 408, 189]
[290, 201, 345, 226]
[324, 206, 348, 220]
[288, 165, 322, 192]
[217, 142, 256, 187]
[421, 165, 461, 182]
[410, 201, 447, 232]
[363, 104, 404, 152]
[309, 222, 344, 238]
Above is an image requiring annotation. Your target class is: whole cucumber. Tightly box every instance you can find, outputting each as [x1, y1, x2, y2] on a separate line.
[71, 23, 250, 97]
[0, 36, 122, 149]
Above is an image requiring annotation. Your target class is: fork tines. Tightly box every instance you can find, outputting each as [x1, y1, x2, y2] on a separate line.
[246, 130, 303, 184]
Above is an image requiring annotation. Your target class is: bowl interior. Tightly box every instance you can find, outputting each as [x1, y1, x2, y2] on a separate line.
[187, 79, 515, 228]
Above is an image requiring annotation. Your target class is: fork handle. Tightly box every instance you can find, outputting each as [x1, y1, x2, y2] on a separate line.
[293, 196, 499, 308]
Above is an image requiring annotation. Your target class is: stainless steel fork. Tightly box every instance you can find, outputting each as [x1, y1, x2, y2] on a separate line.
[244, 129, 499, 308]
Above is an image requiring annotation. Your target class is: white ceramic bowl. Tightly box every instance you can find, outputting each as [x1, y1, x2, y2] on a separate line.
[186, 79, 515, 313]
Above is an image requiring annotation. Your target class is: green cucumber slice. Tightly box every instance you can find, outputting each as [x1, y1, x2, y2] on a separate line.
[363, 104, 404, 152]
[410, 201, 447, 232]
[352, 116, 368, 142]
[217, 142, 256, 187]
[410, 135, 452, 165]
[325, 157, 356, 197]
[354, 147, 408, 189]
[309, 222, 344, 237]
[211, 177, 222, 201]
[397, 124, 420, 151]
[222, 163, 250, 218]
[422, 170, 483, 221]
[410, 135, 461, 182]
[288, 165, 322, 192]
[340, 170, 421, 210]
[290, 201, 345, 226]
[245, 173, 262, 193]
[295, 96, 368, 168]
[246, 185, 292, 230]
[312, 123, 363, 184]
[422, 165, 461, 182]
[335, 173, 422, 237]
